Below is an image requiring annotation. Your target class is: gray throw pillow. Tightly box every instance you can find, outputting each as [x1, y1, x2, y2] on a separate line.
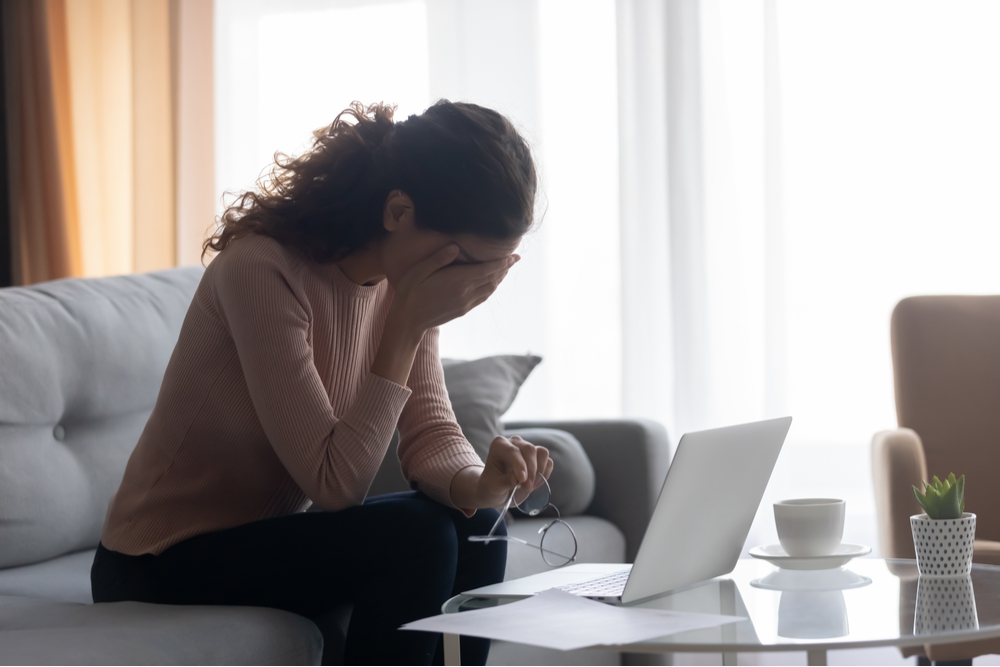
[440, 354, 541, 456]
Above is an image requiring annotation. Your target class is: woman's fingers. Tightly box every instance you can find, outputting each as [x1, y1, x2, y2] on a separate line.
[511, 435, 546, 488]
[512, 436, 536, 485]
[444, 254, 519, 293]
[475, 255, 514, 278]
[473, 259, 516, 289]
[535, 445, 552, 483]
[453, 271, 507, 318]
[469, 272, 506, 302]
[484, 435, 555, 510]
[526, 440, 551, 490]
[412, 244, 461, 283]
[490, 435, 538, 486]
[487, 436, 523, 487]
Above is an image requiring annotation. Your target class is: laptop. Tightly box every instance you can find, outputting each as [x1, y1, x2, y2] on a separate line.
[464, 416, 792, 605]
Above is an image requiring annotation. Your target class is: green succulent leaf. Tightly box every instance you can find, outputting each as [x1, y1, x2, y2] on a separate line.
[915, 473, 966, 520]
[937, 479, 962, 520]
[958, 474, 966, 513]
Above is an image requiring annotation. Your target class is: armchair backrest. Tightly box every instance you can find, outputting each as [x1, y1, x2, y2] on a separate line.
[891, 295, 1000, 541]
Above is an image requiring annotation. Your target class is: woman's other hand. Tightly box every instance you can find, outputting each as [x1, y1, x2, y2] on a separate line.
[449, 435, 553, 510]
[390, 244, 519, 335]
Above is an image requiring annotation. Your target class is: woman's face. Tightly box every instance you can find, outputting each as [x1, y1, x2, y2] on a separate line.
[379, 193, 522, 286]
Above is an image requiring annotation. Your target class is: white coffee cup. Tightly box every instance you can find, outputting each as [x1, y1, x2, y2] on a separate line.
[773, 498, 845, 557]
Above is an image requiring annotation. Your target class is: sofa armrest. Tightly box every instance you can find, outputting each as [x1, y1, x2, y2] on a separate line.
[871, 428, 927, 559]
[503, 419, 672, 562]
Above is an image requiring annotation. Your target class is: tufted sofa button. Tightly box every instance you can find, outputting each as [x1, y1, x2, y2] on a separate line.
[53, 424, 66, 442]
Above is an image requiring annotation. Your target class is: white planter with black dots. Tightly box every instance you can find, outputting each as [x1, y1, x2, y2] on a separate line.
[910, 512, 977, 577]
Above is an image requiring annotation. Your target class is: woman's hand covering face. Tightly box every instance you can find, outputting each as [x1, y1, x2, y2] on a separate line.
[390, 244, 519, 334]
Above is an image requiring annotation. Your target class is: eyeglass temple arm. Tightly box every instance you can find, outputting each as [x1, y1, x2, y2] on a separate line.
[485, 485, 520, 538]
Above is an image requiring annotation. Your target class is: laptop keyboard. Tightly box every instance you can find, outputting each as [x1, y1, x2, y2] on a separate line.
[553, 569, 631, 598]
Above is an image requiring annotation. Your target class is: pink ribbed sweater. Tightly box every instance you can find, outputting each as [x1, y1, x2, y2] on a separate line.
[101, 234, 484, 556]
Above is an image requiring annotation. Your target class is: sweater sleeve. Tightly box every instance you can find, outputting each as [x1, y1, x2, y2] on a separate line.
[213, 239, 412, 511]
[397, 327, 485, 516]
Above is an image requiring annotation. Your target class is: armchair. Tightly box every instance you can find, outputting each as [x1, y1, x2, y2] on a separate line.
[871, 295, 1000, 663]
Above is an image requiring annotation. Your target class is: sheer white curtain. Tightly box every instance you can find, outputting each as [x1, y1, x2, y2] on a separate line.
[652, 0, 1000, 554]
[214, 0, 1000, 557]
[423, 0, 624, 422]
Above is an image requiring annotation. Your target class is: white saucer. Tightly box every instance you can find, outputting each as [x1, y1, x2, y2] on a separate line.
[749, 543, 871, 570]
[751, 567, 873, 591]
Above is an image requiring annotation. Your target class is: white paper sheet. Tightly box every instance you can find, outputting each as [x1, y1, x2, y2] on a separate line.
[400, 589, 744, 651]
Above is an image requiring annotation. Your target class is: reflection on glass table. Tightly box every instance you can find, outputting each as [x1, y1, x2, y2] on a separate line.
[913, 574, 978, 636]
[750, 566, 872, 592]
[777, 589, 849, 640]
[441, 559, 1000, 666]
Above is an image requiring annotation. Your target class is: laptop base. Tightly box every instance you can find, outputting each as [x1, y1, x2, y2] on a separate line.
[463, 563, 632, 603]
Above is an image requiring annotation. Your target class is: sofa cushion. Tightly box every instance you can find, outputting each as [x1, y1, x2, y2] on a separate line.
[0, 594, 322, 665]
[0, 548, 95, 604]
[502, 515, 626, 582]
[0, 267, 203, 568]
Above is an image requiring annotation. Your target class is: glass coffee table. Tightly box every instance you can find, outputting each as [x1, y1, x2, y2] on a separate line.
[441, 559, 1000, 666]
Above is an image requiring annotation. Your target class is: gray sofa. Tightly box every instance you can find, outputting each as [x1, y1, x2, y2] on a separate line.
[0, 266, 672, 665]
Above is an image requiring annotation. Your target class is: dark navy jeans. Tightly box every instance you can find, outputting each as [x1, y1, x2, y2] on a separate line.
[91, 491, 506, 665]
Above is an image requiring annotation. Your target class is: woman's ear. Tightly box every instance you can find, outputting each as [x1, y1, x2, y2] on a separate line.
[383, 191, 412, 232]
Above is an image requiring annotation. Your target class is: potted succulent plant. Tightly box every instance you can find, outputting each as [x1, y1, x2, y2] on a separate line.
[911, 474, 976, 577]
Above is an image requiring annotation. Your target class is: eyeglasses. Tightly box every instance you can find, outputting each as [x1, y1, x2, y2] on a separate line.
[468, 475, 578, 567]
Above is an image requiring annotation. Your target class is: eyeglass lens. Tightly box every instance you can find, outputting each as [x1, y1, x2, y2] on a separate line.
[512, 475, 550, 516]
[467, 473, 577, 567]
[539, 520, 577, 567]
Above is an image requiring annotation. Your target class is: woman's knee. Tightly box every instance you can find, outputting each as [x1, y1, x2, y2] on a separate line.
[373, 495, 459, 559]
[462, 508, 507, 568]
[467, 507, 505, 539]
[455, 508, 507, 591]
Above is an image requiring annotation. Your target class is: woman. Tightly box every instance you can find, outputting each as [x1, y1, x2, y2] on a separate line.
[90, 100, 551, 665]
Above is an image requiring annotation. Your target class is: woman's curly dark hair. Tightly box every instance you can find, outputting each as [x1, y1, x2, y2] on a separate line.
[204, 100, 537, 263]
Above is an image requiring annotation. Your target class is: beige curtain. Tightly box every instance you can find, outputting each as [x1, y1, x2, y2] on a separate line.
[65, 0, 174, 277]
[3, 0, 214, 285]
[172, 0, 215, 268]
[3, 0, 81, 284]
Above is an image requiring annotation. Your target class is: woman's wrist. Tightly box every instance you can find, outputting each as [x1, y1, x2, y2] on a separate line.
[385, 304, 426, 345]
[450, 465, 488, 509]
